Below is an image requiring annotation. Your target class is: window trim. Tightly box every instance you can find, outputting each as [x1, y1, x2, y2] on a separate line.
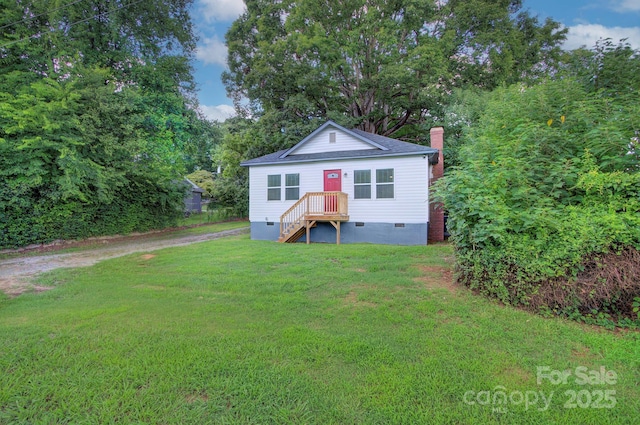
[375, 168, 394, 199]
[353, 168, 395, 199]
[267, 174, 281, 201]
[353, 169, 371, 199]
[285, 173, 300, 201]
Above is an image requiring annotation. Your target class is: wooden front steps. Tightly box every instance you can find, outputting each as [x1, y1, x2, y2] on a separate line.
[277, 219, 316, 244]
[279, 192, 349, 244]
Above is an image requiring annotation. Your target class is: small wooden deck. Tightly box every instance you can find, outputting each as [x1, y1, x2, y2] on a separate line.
[279, 192, 349, 244]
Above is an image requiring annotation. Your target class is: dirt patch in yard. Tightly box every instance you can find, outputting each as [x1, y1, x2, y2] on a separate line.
[413, 265, 458, 294]
[0, 226, 249, 297]
[496, 365, 533, 386]
[343, 290, 378, 308]
[0, 276, 54, 297]
[342, 284, 379, 308]
[185, 392, 209, 404]
[571, 345, 595, 361]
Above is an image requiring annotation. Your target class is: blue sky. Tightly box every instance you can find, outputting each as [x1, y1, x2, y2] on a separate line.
[191, 0, 640, 122]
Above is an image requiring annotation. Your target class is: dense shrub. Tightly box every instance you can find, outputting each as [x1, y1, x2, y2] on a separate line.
[0, 0, 219, 249]
[0, 179, 184, 249]
[435, 77, 640, 326]
[0, 71, 187, 249]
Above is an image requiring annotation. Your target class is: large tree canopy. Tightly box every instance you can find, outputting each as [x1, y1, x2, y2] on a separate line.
[223, 0, 566, 143]
[0, 0, 219, 248]
[1, 0, 195, 76]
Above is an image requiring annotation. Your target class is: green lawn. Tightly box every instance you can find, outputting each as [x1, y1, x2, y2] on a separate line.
[177, 207, 242, 228]
[171, 220, 249, 237]
[1, 235, 638, 424]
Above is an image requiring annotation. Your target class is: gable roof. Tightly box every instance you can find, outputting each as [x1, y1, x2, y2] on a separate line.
[241, 121, 439, 167]
[279, 121, 388, 157]
[183, 178, 205, 193]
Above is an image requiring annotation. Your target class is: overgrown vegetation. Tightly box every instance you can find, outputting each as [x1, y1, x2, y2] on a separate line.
[185, 170, 215, 200]
[1, 239, 638, 423]
[0, 0, 222, 249]
[435, 41, 640, 327]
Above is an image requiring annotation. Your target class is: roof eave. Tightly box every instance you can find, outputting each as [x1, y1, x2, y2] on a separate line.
[241, 150, 437, 167]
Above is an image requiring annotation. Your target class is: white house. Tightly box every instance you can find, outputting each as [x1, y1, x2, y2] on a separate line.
[240, 121, 444, 245]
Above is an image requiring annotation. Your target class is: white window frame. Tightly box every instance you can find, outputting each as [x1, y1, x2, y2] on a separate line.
[376, 168, 394, 199]
[267, 174, 281, 201]
[285, 173, 300, 200]
[353, 169, 371, 199]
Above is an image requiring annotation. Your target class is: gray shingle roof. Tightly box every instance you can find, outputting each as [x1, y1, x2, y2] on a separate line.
[240, 121, 439, 167]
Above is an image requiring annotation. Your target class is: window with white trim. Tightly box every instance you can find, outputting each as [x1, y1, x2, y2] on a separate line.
[353, 168, 394, 199]
[354, 170, 371, 199]
[267, 174, 281, 201]
[376, 168, 394, 198]
[285, 173, 300, 200]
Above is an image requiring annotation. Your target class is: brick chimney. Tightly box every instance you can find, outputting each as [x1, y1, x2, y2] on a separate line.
[428, 127, 445, 243]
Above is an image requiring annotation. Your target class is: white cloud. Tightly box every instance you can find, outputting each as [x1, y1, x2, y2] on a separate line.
[564, 24, 640, 50]
[611, 0, 640, 12]
[196, 37, 228, 67]
[200, 104, 236, 122]
[199, 0, 246, 22]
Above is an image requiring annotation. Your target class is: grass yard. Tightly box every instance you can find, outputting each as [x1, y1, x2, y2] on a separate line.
[177, 208, 242, 228]
[0, 235, 638, 424]
[173, 220, 249, 237]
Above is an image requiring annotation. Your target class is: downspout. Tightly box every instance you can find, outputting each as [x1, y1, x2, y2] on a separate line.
[428, 127, 445, 243]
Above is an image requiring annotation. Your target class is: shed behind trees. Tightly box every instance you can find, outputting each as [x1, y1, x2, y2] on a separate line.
[183, 178, 205, 214]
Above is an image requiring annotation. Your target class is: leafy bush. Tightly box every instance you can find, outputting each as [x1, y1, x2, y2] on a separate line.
[0, 0, 212, 249]
[0, 179, 184, 249]
[0, 69, 186, 249]
[434, 77, 640, 326]
[186, 170, 215, 199]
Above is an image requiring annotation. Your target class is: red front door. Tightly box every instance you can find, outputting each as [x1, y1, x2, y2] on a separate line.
[324, 169, 342, 192]
[324, 169, 341, 213]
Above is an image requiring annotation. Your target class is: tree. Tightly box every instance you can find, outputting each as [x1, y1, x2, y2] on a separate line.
[0, 0, 207, 248]
[182, 116, 224, 173]
[209, 118, 268, 217]
[1, 0, 196, 83]
[223, 0, 566, 144]
[186, 170, 215, 199]
[434, 75, 640, 325]
[560, 38, 640, 97]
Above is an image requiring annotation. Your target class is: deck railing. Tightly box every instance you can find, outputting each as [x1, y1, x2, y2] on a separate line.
[280, 192, 348, 240]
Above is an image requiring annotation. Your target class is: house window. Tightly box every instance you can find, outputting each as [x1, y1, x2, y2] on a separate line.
[376, 168, 394, 198]
[354, 170, 371, 199]
[285, 173, 300, 200]
[267, 174, 281, 201]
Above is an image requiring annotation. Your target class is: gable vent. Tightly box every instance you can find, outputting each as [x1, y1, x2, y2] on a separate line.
[329, 132, 336, 144]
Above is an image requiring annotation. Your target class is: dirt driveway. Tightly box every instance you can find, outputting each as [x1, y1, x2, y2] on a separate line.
[0, 226, 249, 297]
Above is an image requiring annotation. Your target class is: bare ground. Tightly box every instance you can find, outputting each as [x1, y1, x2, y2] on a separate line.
[0, 227, 249, 297]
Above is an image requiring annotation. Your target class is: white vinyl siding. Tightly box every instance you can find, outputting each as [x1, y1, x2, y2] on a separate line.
[289, 127, 375, 155]
[248, 156, 430, 224]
